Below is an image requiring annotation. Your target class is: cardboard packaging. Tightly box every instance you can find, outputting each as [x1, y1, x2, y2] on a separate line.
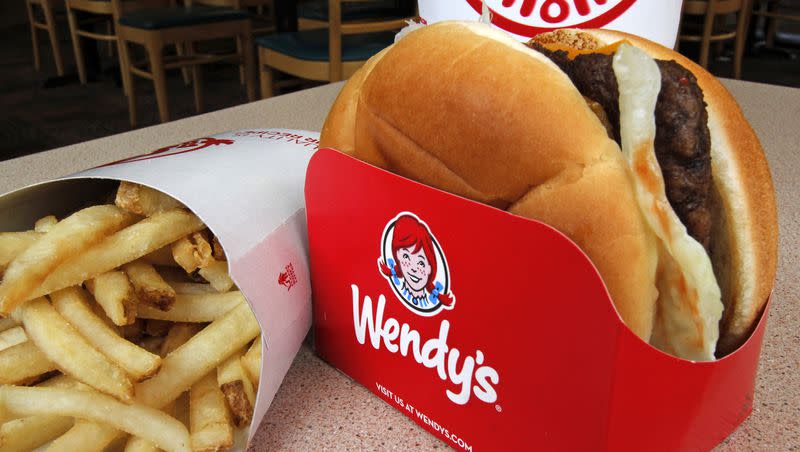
[417, 0, 683, 48]
[0, 128, 319, 449]
[306, 149, 771, 451]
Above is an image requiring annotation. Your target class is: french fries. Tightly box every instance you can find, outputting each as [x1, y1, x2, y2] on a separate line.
[137, 291, 245, 323]
[51, 287, 162, 381]
[142, 246, 179, 267]
[0, 205, 136, 314]
[34, 215, 58, 233]
[123, 260, 176, 310]
[0, 386, 191, 452]
[0, 415, 74, 451]
[136, 302, 260, 409]
[217, 348, 256, 427]
[0, 231, 40, 277]
[191, 372, 234, 451]
[48, 420, 122, 452]
[0, 340, 56, 384]
[0, 182, 264, 452]
[198, 260, 235, 292]
[0, 326, 27, 352]
[20, 297, 134, 402]
[30, 209, 206, 301]
[86, 271, 139, 326]
[115, 181, 185, 216]
[171, 232, 213, 273]
[242, 337, 262, 387]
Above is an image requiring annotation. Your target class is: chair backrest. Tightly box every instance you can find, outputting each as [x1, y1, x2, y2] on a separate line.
[327, 0, 416, 81]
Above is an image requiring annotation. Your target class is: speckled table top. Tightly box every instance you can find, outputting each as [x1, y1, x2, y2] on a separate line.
[1, 80, 798, 451]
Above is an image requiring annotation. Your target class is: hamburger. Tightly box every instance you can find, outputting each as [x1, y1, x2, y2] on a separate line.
[320, 22, 777, 361]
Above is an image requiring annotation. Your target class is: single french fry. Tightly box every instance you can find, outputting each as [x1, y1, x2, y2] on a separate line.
[0, 232, 40, 276]
[191, 371, 234, 452]
[0, 205, 136, 314]
[167, 281, 218, 295]
[137, 292, 244, 323]
[0, 386, 190, 452]
[21, 297, 133, 402]
[30, 209, 206, 302]
[86, 271, 138, 326]
[123, 260, 176, 310]
[217, 348, 256, 427]
[171, 233, 213, 274]
[142, 246, 179, 267]
[51, 287, 162, 381]
[242, 336, 262, 387]
[115, 181, 185, 216]
[0, 318, 18, 334]
[34, 215, 58, 233]
[46, 420, 122, 452]
[0, 326, 27, 352]
[0, 340, 56, 384]
[198, 260, 234, 293]
[211, 236, 226, 261]
[160, 323, 202, 357]
[136, 302, 260, 409]
[0, 415, 74, 452]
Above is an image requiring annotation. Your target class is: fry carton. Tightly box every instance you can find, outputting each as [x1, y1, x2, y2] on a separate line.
[0, 128, 319, 450]
[418, 0, 683, 47]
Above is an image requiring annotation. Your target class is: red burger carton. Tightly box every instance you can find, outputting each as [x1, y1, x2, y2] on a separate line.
[0, 129, 319, 450]
[305, 149, 771, 451]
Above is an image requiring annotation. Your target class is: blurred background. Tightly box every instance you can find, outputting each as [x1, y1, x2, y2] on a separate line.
[1, 0, 798, 161]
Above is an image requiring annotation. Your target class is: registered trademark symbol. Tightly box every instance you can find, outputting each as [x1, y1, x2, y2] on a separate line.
[495, 404, 502, 413]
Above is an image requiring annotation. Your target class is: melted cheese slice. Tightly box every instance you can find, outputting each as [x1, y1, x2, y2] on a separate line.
[613, 44, 723, 361]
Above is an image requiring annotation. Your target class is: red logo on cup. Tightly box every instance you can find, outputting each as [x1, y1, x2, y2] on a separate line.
[465, 0, 636, 37]
[278, 263, 298, 291]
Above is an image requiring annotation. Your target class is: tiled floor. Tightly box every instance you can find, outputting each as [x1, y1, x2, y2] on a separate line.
[1, 18, 798, 162]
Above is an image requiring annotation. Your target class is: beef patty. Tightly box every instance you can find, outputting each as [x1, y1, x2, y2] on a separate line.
[529, 43, 714, 252]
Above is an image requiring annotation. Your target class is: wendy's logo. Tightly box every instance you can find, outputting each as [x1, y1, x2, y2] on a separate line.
[378, 213, 455, 316]
[465, 0, 636, 37]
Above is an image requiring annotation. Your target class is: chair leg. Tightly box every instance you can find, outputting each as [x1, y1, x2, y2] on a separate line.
[116, 37, 131, 97]
[699, 2, 717, 69]
[242, 29, 256, 102]
[258, 48, 273, 99]
[237, 36, 245, 85]
[26, 0, 41, 72]
[66, 5, 87, 85]
[146, 40, 170, 123]
[175, 42, 191, 85]
[189, 42, 204, 114]
[118, 36, 137, 127]
[42, 0, 64, 77]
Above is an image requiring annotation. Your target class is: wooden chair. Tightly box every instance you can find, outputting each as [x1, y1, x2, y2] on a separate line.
[26, 0, 65, 76]
[679, 0, 752, 79]
[116, 1, 256, 127]
[751, 0, 800, 48]
[65, 0, 136, 89]
[256, 0, 413, 98]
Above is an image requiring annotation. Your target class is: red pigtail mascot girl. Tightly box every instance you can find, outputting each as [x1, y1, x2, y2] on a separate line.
[379, 214, 455, 311]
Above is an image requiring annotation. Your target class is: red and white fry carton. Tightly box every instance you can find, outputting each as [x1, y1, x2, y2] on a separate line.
[418, 0, 683, 48]
[0, 128, 319, 449]
[305, 149, 771, 451]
